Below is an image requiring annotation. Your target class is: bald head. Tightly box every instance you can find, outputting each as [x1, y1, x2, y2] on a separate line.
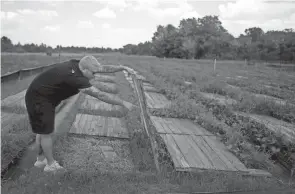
[78, 55, 101, 79]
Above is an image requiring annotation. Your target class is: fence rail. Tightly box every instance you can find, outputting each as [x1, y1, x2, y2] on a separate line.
[131, 74, 161, 173]
[1, 60, 70, 83]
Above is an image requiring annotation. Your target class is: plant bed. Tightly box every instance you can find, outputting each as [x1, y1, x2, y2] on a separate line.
[1, 115, 34, 176]
[206, 102, 295, 172]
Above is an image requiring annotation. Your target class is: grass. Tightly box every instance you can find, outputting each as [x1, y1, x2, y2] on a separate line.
[115, 56, 295, 178]
[1, 53, 295, 193]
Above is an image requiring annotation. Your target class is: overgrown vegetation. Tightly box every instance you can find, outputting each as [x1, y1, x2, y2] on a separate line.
[120, 57, 295, 179]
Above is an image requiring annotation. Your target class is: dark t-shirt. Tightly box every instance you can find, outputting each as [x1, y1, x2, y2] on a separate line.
[26, 59, 91, 107]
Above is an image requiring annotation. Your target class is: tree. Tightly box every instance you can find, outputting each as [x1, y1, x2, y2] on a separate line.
[1, 36, 13, 52]
[245, 27, 264, 42]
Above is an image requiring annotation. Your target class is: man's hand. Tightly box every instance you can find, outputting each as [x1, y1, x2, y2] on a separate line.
[119, 64, 136, 75]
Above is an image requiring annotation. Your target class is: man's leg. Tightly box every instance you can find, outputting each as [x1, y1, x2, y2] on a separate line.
[40, 134, 55, 165]
[41, 133, 64, 172]
[34, 134, 47, 167]
[36, 134, 45, 160]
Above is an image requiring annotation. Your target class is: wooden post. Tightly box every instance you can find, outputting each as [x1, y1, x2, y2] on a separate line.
[59, 45, 61, 63]
[132, 75, 161, 173]
[214, 58, 216, 72]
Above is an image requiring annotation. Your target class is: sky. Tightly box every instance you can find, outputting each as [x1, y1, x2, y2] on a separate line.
[1, 0, 295, 48]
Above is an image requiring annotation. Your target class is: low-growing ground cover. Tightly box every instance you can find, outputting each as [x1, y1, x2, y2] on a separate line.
[112, 56, 295, 182]
[1, 54, 294, 193]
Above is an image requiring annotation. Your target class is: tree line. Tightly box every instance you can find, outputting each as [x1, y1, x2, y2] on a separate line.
[121, 16, 295, 63]
[1, 36, 119, 54]
[2, 15, 295, 63]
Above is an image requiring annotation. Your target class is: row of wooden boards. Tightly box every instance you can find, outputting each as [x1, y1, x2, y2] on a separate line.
[69, 113, 129, 138]
[130, 73, 271, 175]
[160, 133, 248, 172]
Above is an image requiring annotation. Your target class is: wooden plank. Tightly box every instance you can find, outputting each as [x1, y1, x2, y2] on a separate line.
[149, 116, 169, 133]
[202, 136, 239, 171]
[204, 136, 247, 171]
[69, 114, 128, 138]
[165, 134, 190, 169]
[150, 116, 213, 136]
[191, 135, 227, 170]
[177, 119, 214, 136]
[103, 116, 108, 136]
[94, 115, 105, 136]
[162, 118, 182, 134]
[114, 118, 128, 138]
[78, 114, 88, 134]
[69, 114, 82, 133]
[159, 134, 182, 168]
[84, 114, 92, 134]
[107, 117, 114, 137]
[88, 113, 97, 135]
[172, 134, 207, 169]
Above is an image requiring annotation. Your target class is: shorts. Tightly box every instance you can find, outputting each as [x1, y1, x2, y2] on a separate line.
[25, 91, 55, 134]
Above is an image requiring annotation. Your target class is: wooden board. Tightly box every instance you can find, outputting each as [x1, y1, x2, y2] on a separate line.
[160, 134, 249, 172]
[1, 90, 27, 109]
[200, 92, 237, 105]
[150, 116, 213, 136]
[69, 114, 129, 138]
[236, 112, 295, 143]
[144, 92, 171, 109]
[80, 96, 123, 113]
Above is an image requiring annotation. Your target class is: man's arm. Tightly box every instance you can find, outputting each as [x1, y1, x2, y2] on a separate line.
[79, 86, 124, 106]
[93, 74, 116, 83]
[93, 65, 125, 73]
[89, 79, 118, 94]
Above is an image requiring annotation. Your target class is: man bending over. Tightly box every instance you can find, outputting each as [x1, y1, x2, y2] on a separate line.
[25, 55, 135, 172]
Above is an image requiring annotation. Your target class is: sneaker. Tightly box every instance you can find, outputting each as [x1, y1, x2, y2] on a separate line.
[44, 161, 64, 172]
[34, 158, 47, 168]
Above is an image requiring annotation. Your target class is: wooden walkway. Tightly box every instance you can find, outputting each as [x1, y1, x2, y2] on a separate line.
[70, 80, 129, 138]
[129, 72, 271, 176]
[144, 92, 171, 109]
[150, 116, 213, 136]
[160, 134, 249, 172]
[69, 113, 129, 138]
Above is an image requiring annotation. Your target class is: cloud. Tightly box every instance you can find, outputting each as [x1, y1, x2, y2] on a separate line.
[102, 23, 111, 29]
[219, 0, 295, 21]
[16, 9, 58, 21]
[42, 25, 60, 32]
[1, 11, 18, 20]
[180, 11, 201, 20]
[93, 7, 116, 19]
[77, 21, 94, 29]
[218, 0, 295, 36]
[100, 0, 132, 11]
[132, 0, 199, 20]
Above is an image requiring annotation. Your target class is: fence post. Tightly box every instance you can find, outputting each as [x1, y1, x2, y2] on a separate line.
[132, 74, 161, 174]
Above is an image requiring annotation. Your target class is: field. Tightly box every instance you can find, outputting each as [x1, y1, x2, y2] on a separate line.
[1, 53, 295, 193]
